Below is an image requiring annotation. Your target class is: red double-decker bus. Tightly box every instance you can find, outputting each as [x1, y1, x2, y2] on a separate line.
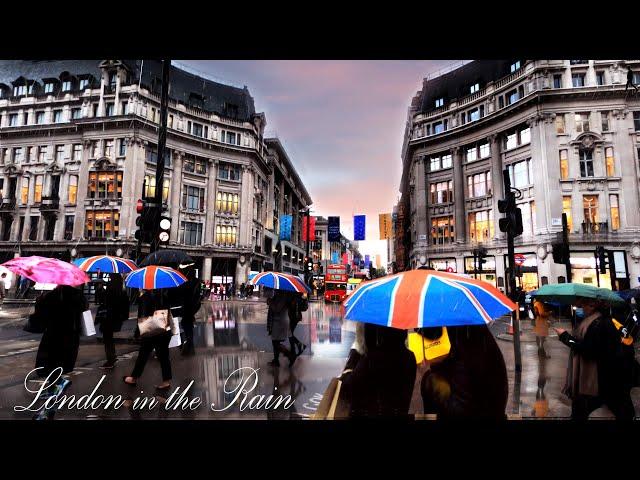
[324, 264, 348, 302]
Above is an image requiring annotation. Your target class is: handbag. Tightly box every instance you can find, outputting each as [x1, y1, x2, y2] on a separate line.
[137, 309, 172, 338]
[81, 310, 96, 336]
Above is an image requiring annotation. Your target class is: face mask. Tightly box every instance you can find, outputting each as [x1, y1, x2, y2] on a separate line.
[575, 308, 585, 320]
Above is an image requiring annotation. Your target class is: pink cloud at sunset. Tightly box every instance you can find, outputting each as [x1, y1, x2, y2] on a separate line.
[181, 60, 459, 267]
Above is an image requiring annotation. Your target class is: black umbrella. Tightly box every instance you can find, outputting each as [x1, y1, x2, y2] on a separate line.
[139, 249, 195, 268]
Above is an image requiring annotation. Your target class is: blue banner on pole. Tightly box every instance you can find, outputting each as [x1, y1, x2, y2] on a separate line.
[354, 215, 366, 241]
[331, 251, 340, 264]
[328, 216, 341, 242]
[280, 215, 292, 241]
[365, 255, 370, 268]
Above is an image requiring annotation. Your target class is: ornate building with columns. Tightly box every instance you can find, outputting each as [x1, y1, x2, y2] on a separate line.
[399, 59, 640, 292]
[0, 60, 311, 285]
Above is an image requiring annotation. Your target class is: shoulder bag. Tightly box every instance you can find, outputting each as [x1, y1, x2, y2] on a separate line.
[138, 309, 172, 338]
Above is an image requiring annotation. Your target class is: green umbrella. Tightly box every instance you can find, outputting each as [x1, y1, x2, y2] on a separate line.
[532, 283, 625, 306]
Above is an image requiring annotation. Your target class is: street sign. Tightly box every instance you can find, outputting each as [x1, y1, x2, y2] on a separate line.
[514, 254, 526, 266]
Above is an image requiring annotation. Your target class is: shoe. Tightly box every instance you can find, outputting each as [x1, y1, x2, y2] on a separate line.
[155, 383, 171, 391]
[123, 376, 137, 386]
[100, 361, 116, 370]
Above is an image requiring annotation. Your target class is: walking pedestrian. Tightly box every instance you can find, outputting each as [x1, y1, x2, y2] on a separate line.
[179, 268, 201, 356]
[239, 283, 246, 299]
[123, 289, 172, 390]
[420, 324, 508, 419]
[266, 288, 296, 367]
[340, 323, 416, 417]
[288, 292, 308, 356]
[555, 298, 636, 420]
[34, 285, 88, 387]
[96, 274, 129, 370]
[533, 299, 551, 358]
[0, 272, 7, 301]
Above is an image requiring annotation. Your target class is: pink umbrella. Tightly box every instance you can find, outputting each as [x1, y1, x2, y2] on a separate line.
[2, 256, 89, 286]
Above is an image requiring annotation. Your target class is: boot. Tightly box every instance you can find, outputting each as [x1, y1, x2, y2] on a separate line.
[268, 341, 281, 367]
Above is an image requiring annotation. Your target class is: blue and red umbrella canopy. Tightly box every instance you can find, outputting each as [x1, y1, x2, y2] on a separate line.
[73, 255, 137, 274]
[125, 266, 187, 290]
[249, 271, 310, 293]
[343, 269, 516, 329]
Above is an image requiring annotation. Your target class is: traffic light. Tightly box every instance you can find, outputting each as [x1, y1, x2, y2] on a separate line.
[477, 247, 488, 274]
[552, 242, 569, 264]
[498, 194, 523, 238]
[304, 256, 313, 272]
[134, 199, 157, 244]
[158, 216, 171, 244]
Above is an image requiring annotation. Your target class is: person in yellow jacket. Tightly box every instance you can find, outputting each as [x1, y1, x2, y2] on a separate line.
[533, 299, 551, 358]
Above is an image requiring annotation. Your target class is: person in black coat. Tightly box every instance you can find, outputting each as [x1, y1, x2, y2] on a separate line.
[179, 270, 201, 356]
[420, 324, 508, 420]
[35, 285, 88, 379]
[288, 293, 308, 356]
[555, 299, 636, 420]
[341, 323, 416, 417]
[124, 289, 173, 390]
[96, 274, 129, 370]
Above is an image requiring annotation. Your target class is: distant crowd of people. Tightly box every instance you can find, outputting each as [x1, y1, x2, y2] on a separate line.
[200, 281, 255, 301]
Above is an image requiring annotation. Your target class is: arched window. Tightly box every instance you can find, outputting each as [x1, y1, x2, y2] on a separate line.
[232, 194, 239, 213]
[579, 149, 594, 177]
[216, 192, 222, 211]
[216, 225, 221, 244]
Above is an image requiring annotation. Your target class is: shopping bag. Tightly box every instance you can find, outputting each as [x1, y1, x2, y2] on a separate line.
[138, 309, 171, 338]
[170, 315, 181, 335]
[81, 310, 96, 337]
[168, 331, 182, 349]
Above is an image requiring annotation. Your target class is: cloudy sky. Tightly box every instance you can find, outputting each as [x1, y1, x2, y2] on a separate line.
[181, 60, 458, 267]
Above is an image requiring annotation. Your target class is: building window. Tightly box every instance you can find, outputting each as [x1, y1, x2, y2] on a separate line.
[13, 85, 26, 96]
[218, 163, 241, 181]
[430, 157, 440, 171]
[520, 201, 536, 236]
[190, 122, 204, 137]
[143, 175, 170, 202]
[168, 114, 173, 128]
[435, 98, 444, 108]
[601, 111, 610, 132]
[520, 127, 531, 145]
[34, 176, 43, 203]
[441, 154, 452, 169]
[118, 139, 126, 157]
[563, 196, 573, 231]
[510, 61, 521, 73]
[605, 147, 615, 176]
[92, 104, 98, 117]
[9, 114, 18, 126]
[88, 171, 123, 199]
[468, 107, 481, 122]
[109, 72, 117, 90]
[105, 103, 114, 117]
[147, 147, 171, 167]
[121, 101, 128, 115]
[470, 83, 479, 94]
[20, 177, 29, 204]
[182, 185, 205, 212]
[216, 191, 239, 214]
[634, 112, 640, 131]
[560, 150, 569, 180]
[575, 113, 590, 133]
[183, 156, 207, 175]
[29, 216, 39, 241]
[479, 143, 490, 158]
[553, 74, 562, 88]
[430, 180, 453, 204]
[85, 210, 120, 239]
[508, 159, 532, 188]
[55, 145, 64, 162]
[13, 147, 24, 163]
[79, 79, 89, 90]
[596, 71, 605, 86]
[506, 89, 519, 105]
[35, 111, 45, 124]
[583, 195, 599, 224]
[506, 133, 517, 150]
[37, 146, 46, 162]
[70, 107, 82, 120]
[555, 114, 565, 134]
[467, 171, 492, 198]
[215, 225, 237, 246]
[62, 81, 72, 92]
[180, 222, 203, 246]
[466, 147, 477, 162]
[104, 140, 114, 158]
[26, 146, 34, 163]
[67, 175, 78, 204]
[572, 73, 585, 87]
[468, 210, 494, 242]
[431, 216, 455, 245]
[609, 194, 620, 231]
[64, 215, 74, 240]
[579, 149, 594, 177]
[72, 144, 82, 161]
[53, 109, 63, 123]
[433, 121, 444, 134]
[44, 83, 55, 94]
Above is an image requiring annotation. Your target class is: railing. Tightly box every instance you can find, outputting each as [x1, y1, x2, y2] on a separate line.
[39, 196, 60, 211]
[494, 67, 526, 89]
[581, 220, 609, 235]
[457, 88, 487, 107]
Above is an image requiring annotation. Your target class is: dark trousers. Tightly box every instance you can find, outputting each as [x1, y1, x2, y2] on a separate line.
[102, 322, 117, 364]
[572, 393, 635, 420]
[181, 316, 195, 354]
[131, 333, 172, 381]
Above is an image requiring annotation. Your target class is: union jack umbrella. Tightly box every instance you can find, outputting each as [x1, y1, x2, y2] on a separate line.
[249, 271, 311, 293]
[125, 265, 187, 290]
[343, 269, 516, 329]
[73, 255, 138, 274]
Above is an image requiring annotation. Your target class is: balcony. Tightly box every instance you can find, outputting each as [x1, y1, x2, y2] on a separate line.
[39, 196, 60, 212]
[581, 220, 608, 235]
[0, 198, 16, 211]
